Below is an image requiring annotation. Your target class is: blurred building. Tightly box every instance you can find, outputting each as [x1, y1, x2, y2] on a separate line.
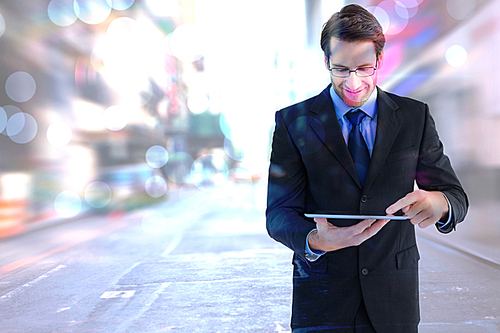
[0, 0, 498, 257]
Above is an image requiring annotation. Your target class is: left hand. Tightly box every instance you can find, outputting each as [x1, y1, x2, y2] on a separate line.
[386, 189, 449, 229]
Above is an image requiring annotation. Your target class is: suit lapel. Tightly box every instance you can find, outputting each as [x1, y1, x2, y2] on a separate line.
[309, 85, 402, 190]
[363, 87, 402, 191]
[309, 85, 361, 187]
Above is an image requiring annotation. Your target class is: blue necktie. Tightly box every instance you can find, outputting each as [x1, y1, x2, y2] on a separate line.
[346, 110, 370, 187]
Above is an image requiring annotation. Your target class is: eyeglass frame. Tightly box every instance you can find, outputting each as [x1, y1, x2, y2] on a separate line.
[327, 60, 379, 78]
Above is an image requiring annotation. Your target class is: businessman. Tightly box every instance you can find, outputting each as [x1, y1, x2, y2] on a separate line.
[266, 4, 468, 333]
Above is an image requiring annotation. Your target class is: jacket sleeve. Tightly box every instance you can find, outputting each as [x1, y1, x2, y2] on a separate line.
[416, 104, 469, 233]
[266, 111, 315, 260]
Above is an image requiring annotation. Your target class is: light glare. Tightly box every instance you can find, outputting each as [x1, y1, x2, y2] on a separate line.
[54, 190, 82, 218]
[47, 121, 72, 147]
[446, 45, 468, 67]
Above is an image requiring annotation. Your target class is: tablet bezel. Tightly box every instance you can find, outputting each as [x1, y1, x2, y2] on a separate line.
[304, 213, 408, 220]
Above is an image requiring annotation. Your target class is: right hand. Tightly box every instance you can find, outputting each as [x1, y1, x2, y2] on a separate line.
[308, 217, 390, 252]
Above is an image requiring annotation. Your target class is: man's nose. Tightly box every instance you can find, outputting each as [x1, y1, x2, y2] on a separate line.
[345, 71, 362, 88]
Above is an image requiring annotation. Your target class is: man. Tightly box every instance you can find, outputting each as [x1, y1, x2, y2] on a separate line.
[266, 4, 468, 333]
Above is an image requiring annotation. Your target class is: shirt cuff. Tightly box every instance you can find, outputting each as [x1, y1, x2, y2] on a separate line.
[305, 229, 326, 262]
[436, 193, 453, 230]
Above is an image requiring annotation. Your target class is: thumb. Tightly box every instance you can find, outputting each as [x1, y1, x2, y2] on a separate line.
[314, 217, 328, 225]
[314, 217, 332, 231]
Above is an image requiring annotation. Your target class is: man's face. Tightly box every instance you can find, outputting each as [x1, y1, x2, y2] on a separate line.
[326, 39, 382, 108]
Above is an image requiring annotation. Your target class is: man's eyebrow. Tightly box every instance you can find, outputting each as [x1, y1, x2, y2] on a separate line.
[330, 62, 374, 68]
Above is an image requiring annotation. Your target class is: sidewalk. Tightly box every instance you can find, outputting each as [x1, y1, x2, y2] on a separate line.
[416, 202, 500, 267]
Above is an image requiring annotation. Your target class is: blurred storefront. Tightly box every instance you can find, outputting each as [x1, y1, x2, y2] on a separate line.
[0, 0, 223, 235]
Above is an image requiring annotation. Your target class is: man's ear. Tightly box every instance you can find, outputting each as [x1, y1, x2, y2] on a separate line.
[377, 53, 384, 69]
[324, 55, 330, 69]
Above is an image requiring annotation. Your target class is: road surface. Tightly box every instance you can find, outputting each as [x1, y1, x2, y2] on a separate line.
[0, 181, 498, 332]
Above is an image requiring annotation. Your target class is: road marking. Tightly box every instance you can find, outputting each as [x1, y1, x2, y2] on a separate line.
[0, 264, 66, 300]
[161, 233, 183, 257]
[56, 307, 71, 313]
[100, 290, 136, 299]
[114, 283, 171, 333]
[0, 222, 128, 276]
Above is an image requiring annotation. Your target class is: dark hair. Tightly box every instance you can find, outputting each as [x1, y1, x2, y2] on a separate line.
[321, 4, 385, 61]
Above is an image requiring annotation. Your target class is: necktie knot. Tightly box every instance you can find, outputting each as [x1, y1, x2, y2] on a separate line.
[346, 109, 366, 126]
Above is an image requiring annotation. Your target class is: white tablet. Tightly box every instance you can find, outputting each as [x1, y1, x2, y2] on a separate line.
[304, 213, 408, 220]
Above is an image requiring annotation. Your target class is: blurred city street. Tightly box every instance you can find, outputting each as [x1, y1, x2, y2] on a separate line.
[0, 0, 499, 332]
[0, 180, 498, 333]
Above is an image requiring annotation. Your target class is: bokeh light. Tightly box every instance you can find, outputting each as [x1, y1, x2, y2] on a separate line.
[141, 210, 167, 236]
[190, 154, 229, 192]
[396, 0, 419, 18]
[164, 152, 194, 184]
[145, 175, 167, 198]
[224, 138, 244, 162]
[0, 107, 7, 133]
[47, 0, 78, 27]
[97, 17, 157, 106]
[5, 72, 37, 103]
[187, 93, 209, 114]
[1, 105, 22, 136]
[144, 0, 180, 18]
[84, 181, 112, 208]
[145, 145, 169, 168]
[166, 23, 205, 62]
[54, 190, 82, 218]
[446, 45, 468, 67]
[111, 0, 135, 10]
[0, 12, 5, 38]
[367, 6, 390, 34]
[374, 1, 409, 35]
[7, 113, 38, 144]
[219, 112, 233, 141]
[47, 121, 72, 147]
[102, 105, 129, 131]
[446, 0, 476, 20]
[74, 0, 112, 25]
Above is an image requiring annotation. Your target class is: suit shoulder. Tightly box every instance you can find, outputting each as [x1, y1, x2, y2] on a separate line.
[384, 90, 426, 109]
[277, 95, 316, 120]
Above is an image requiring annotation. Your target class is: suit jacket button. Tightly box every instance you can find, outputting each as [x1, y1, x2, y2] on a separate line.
[361, 195, 368, 203]
[361, 268, 369, 276]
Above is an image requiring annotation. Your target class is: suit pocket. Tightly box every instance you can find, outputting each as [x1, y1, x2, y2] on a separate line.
[396, 245, 420, 269]
[386, 147, 417, 164]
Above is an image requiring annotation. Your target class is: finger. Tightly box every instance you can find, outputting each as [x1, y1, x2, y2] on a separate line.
[409, 209, 433, 226]
[405, 201, 428, 221]
[386, 193, 417, 215]
[402, 204, 413, 214]
[353, 219, 376, 235]
[314, 217, 332, 232]
[352, 219, 390, 245]
[417, 217, 435, 229]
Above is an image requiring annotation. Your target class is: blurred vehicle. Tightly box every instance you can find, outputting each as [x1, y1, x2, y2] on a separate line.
[96, 163, 167, 213]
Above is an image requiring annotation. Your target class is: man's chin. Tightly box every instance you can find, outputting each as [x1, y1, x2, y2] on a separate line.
[343, 99, 365, 108]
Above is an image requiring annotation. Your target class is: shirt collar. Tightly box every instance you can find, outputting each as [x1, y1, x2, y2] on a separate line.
[329, 85, 378, 120]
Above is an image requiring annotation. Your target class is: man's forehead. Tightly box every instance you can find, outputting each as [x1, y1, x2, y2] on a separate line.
[328, 39, 377, 65]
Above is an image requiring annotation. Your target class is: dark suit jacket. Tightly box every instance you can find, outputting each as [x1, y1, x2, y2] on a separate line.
[266, 85, 468, 332]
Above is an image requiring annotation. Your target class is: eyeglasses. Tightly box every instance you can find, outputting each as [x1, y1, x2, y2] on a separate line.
[328, 66, 377, 78]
